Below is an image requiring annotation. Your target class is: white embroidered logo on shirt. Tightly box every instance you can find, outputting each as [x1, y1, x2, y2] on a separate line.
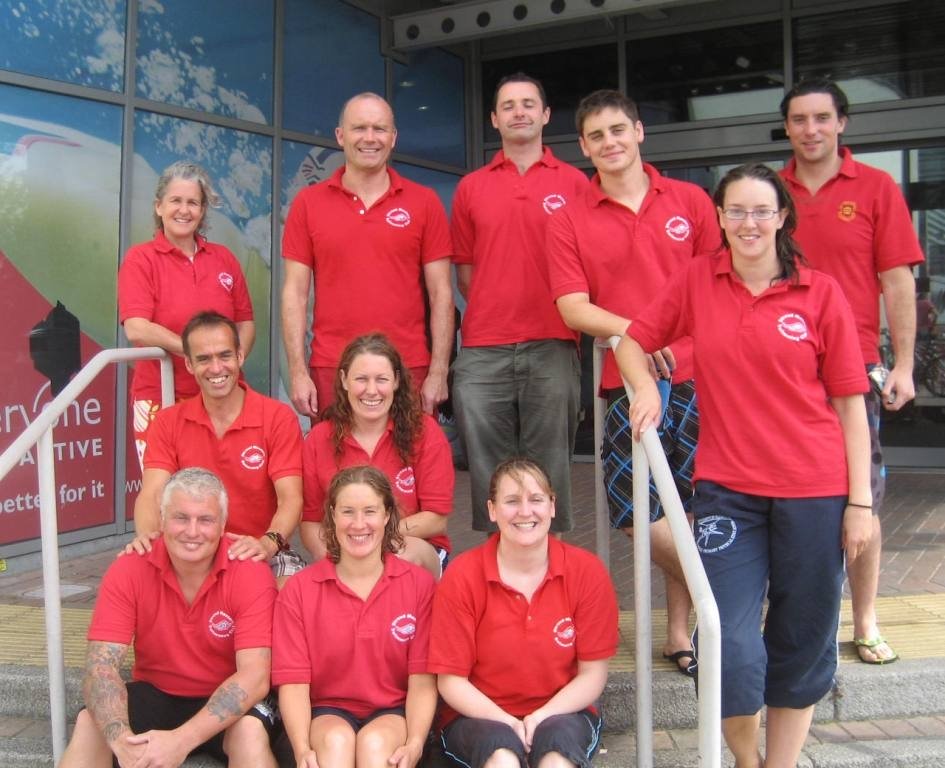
[218, 272, 234, 291]
[386, 208, 411, 228]
[395, 466, 416, 494]
[777, 313, 809, 342]
[542, 194, 567, 215]
[241, 445, 266, 470]
[665, 216, 692, 242]
[208, 610, 235, 639]
[390, 613, 417, 642]
[553, 617, 576, 647]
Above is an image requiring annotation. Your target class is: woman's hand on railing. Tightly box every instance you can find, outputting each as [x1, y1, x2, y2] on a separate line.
[627, 378, 663, 442]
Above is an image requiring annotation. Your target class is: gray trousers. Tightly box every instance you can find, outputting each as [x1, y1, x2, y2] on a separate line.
[452, 340, 581, 532]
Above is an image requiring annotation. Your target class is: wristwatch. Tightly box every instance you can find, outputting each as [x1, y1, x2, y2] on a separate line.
[264, 530, 289, 552]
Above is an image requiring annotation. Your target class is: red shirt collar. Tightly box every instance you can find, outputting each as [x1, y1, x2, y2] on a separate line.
[152, 229, 207, 258]
[713, 249, 813, 287]
[588, 162, 667, 207]
[327, 165, 405, 195]
[482, 531, 566, 585]
[180, 382, 260, 430]
[487, 146, 559, 172]
[783, 146, 856, 185]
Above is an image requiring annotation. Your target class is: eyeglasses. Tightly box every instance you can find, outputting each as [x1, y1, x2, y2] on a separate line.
[721, 208, 780, 221]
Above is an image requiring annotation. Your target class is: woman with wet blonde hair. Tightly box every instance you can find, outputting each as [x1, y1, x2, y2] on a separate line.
[274, 465, 436, 768]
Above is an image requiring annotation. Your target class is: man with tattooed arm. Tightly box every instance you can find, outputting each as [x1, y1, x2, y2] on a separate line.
[60, 468, 278, 768]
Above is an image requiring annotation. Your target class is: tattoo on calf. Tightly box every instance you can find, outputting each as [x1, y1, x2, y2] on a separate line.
[207, 682, 248, 722]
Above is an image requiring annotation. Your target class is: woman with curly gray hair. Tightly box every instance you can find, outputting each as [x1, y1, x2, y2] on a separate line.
[118, 161, 255, 467]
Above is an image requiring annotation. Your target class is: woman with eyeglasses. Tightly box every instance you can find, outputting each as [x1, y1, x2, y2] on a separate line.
[615, 163, 872, 768]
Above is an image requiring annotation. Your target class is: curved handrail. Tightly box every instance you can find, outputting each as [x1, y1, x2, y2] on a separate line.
[596, 335, 721, 768]
[0, 345, 172, 763]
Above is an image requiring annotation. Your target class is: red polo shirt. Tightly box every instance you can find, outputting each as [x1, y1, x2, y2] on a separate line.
[301, 415, 453, 552]
[451, 147, 588, 346]
[89, 538, 276, 697]
[429, 535, 618, 728]
[628, 251, 869, 498]
[547, 164, 719, 388]
[118, 231, 254, 400]
[272, 554, 435, 717]
[144, 384, 303, 537]
[282, 167, 452, 369]
[780, 148, 925, 364]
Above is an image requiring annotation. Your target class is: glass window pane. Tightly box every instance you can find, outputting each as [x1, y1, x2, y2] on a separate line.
[482, 46, 618, 138]
[794, 3, 945, 103]
[394, 162, 459, 214]
[0, 0, 125, 91]
[133, 111, 272, 392]
[393, 48, 466, 167]
[626, 23, 783, 125]
[0, 84, 122, 542]
[136, 0, 274, 124]
[283, 0, 385, 138]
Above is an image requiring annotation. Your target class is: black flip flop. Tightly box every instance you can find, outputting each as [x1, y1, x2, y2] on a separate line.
[662, 649, 697, 677]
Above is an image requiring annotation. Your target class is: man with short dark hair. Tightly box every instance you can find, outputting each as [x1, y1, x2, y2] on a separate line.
[60, 468, 278, 768]
[281, 91, 454, 417]
[129, 311, 304, 585]
[779, 77, 924, 665]
[451, 72, 588, 533]
[548, 89, 719, 674]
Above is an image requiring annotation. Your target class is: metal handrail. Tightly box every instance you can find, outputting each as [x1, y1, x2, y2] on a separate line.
[0, 346, 173, 763]
[593, 336, 721, 768]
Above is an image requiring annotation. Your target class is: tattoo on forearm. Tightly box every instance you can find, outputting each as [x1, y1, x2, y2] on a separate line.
[102, 718, 130, 743]
[207, 682, 248, 722]
[83, 642, 131, 742]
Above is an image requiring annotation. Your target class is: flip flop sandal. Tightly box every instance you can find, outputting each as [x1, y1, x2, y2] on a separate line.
[663, 649, 697, 677]
[854, 635, 900, 665]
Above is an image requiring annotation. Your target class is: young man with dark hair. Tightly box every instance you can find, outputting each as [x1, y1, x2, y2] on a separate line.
[779, 76, 924, 665]
[128, 311, 305, 586]
[451, 73, 588, 533]
[548, 89, 719, 673]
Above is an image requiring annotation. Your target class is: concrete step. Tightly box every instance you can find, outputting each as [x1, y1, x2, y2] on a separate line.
[601, 657, 945, 731]
[5, 720, 945, 768]
[4, 659, 945, 732]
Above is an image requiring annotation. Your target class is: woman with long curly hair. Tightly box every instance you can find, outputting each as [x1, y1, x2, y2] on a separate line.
[274, 465, 436, 768]
[300, 333, 454, 577]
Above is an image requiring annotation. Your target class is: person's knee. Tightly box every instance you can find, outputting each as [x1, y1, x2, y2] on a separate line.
[535, 752, 576, 768]
[223, 715, 272, 761]
[321, 720, 356, 753]
[483, 747, 524, 768]
[398, 536, 441, 578]
[61, 709, 110, 766]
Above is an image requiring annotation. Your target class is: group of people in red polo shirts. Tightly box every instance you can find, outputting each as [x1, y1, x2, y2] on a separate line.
[61, 70, 924, 768]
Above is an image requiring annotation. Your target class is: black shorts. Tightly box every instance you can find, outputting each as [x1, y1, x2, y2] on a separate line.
[106, 680, 276, 765]
[311, 704, 406, 732]
[441, 710, 602, 768]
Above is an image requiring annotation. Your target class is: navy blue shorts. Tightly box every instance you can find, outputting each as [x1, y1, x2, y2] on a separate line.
[311, 705, 405, 732]
[692, 481, 845, 718]
[441, 710, 602, 768]
[602, 380, 698, 528]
